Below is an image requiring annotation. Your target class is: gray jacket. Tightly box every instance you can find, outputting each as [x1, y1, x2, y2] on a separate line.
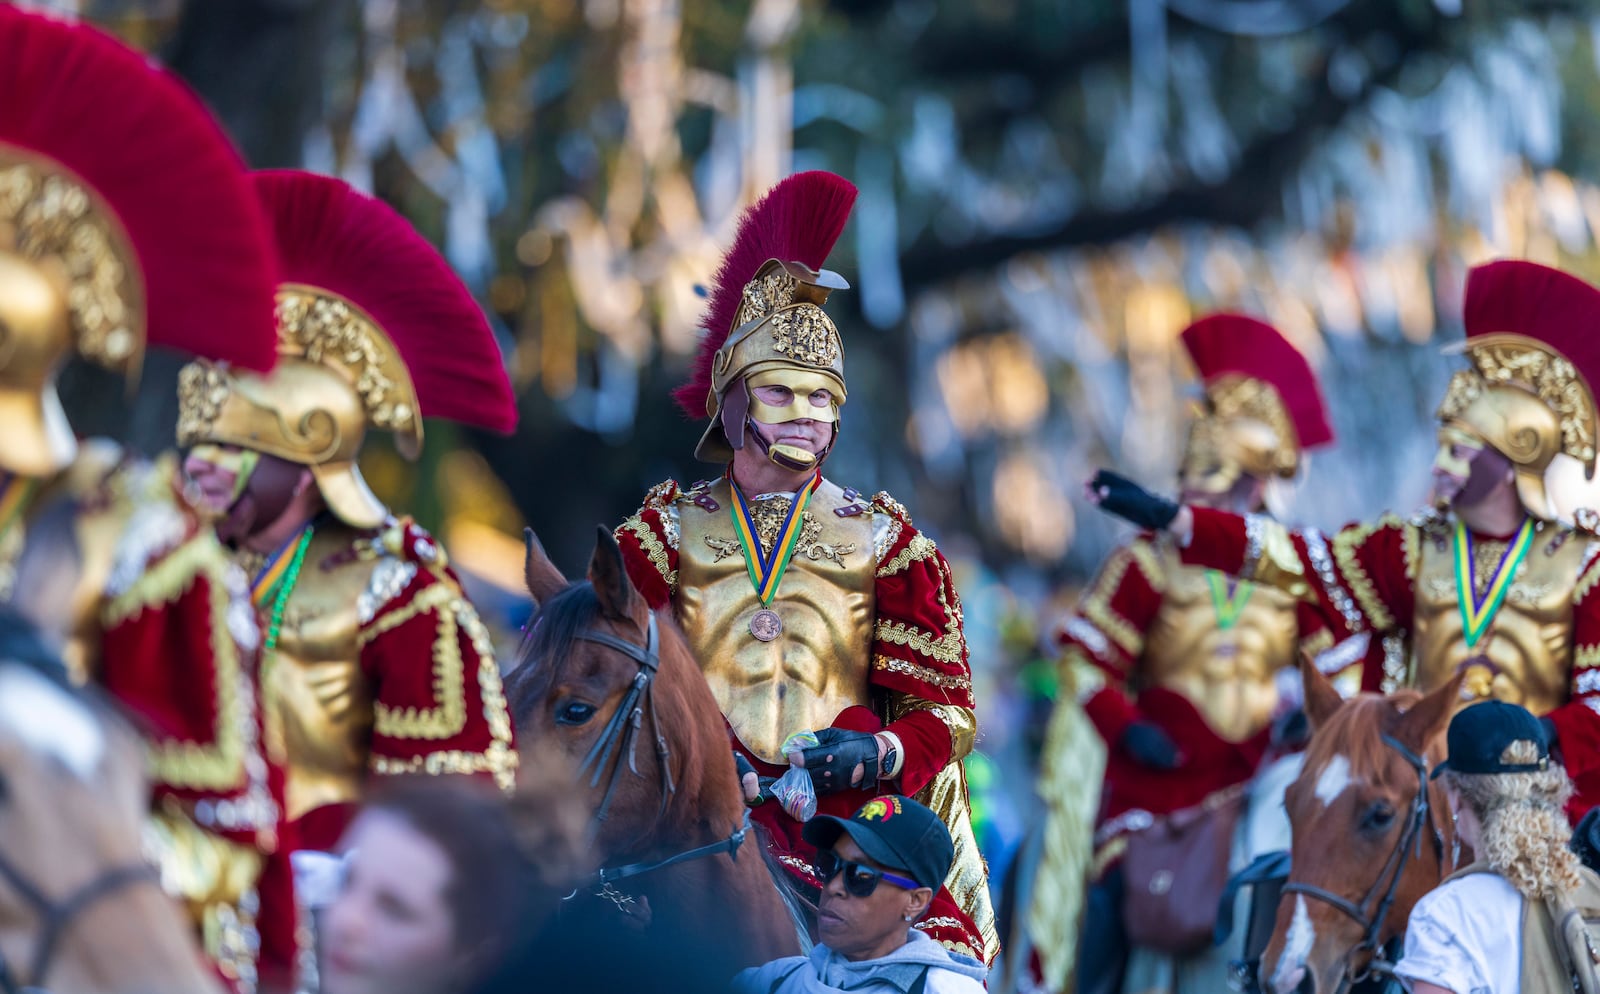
[733, 930, 987, 994]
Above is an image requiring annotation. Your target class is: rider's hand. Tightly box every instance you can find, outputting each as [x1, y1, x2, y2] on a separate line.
[1119, 721, 1183, 770]
[797, 728, 883, 795]
[1086, 470, 1182, 532]
[734, 751, 761, 805]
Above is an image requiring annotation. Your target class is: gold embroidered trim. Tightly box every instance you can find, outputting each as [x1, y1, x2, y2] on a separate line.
[618, 514, 678, 591]
[1577, 549, 1600, 603]
[640, 479, 681, 513]
[102, 533, 212, 627]
[874, 586, 966, 665]
[139, 550, 246, 790]
[871, 491, 912, 525]
[874, 654, 973, 693]
[1128, 540, 1167, 592]
[1577, 645, 1600, 669]
[371, 741, 520, 787]
[367, 582, 467, 741]
[1300, 627, 1336, 659]
[878, 533, 936, 578]
[1078, 549, 1144, 658]
[1332, 518, 1397, 632]
[458, 600, 518, 792]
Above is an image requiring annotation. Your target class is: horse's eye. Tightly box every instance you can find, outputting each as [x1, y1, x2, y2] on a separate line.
[1361, 803, 1396, 833]
[556, 701, 597, 726]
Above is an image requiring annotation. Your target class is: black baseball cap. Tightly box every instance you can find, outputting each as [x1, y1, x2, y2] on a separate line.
[801, 795, 953, 891]
[1430, 700, 1551, 780]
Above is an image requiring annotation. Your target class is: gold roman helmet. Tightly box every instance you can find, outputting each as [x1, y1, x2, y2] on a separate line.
[677, 171, 859, 470]
[178, 287, 421, 529]
[177, 170, 518, 530]
[696, 260, 851, 469]
[0, 9, 283, 479]
[1434, 262, 1600, 521]
[0, 156, 144, 478]
[1175, 315, 1335, 498]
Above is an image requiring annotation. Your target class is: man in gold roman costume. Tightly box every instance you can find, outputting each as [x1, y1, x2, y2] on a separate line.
[1025, 315, 1336, 994]
[1090, 260, 1600, 820]
[0, 8, 295, 990]
[614, 171, 995, 962]
[178, 170, 519, 857]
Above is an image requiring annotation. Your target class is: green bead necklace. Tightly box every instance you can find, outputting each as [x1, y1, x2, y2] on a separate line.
[263, 526, 315, 662]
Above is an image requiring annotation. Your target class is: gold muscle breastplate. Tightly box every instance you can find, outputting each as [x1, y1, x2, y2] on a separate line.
[1140, 544, 1298, 742]
[1411, 520, 1587, 716]
[675, 479, 877, 763]
[261, 524, 384, 823]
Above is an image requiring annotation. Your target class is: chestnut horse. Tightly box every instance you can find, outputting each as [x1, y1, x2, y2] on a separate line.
[1260, 656, 1466, 994]
[503, 526, 801, 988]
[0, 652, 221, 994]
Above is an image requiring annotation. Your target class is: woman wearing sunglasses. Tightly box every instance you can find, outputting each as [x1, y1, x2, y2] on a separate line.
[735, 795, 988, 994]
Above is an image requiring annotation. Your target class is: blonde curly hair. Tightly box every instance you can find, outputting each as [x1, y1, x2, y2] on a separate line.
[1446, 739, 1581, 900]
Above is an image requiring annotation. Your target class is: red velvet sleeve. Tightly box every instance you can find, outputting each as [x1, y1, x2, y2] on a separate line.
[1546, 548, 1600, 816]
[868, 496, 976, 788]
[361, 551, 518, 795]
[1053, 538, 1166, 746]
[615, 480, 682, 611]
[1184, 507, 1414, 644]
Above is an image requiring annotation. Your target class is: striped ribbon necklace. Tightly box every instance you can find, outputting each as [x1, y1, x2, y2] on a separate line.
[727, 469, 822, 605]
[0, 473, 38, 543]
[1453, 518, 1534, 649]
[1205, 571, 1255, 629]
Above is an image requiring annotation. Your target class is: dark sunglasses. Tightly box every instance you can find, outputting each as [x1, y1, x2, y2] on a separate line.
[813, 850, 920, 898]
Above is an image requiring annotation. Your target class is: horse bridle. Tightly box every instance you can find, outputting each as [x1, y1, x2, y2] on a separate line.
[562, 613, 750, 907]
[1280, 733, 1446, 992]
[0, 844, 157, 994]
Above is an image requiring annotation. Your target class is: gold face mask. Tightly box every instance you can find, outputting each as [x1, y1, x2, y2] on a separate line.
[746, 368, 843, 425]
[1434, 424, 1484, 481]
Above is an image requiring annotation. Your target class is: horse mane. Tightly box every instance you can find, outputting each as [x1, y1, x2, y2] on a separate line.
[1303, 689, 1426, 789]
[507, 582, 601, 722]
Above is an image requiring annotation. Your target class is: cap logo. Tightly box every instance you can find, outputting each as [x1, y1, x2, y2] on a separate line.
[858, 797, 902, 822]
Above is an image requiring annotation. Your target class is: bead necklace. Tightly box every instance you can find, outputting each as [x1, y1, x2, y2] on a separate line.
[262, 525, 315, 669]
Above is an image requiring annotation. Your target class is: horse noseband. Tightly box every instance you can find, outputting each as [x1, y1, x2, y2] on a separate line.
[0, 845, 158, 994]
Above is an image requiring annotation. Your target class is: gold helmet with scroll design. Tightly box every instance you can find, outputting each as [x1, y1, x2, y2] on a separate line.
[0, 7, 278, 476]
[674, 172, 858, 470]
[1434, 261, 1600, 521]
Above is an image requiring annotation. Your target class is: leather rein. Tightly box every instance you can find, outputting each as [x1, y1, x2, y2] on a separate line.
[0, 844, 156, 994]
[561, 613, 750, 907]
[1280, 733, 1449, 992]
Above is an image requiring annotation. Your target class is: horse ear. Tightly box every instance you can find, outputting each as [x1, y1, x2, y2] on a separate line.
[1396, 667, 1465, 751]
[1300, 649, 1345, 731]
[587, 525, 641, 622]
[523, 527, 568, 607]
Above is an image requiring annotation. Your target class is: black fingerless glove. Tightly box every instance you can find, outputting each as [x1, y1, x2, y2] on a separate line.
[801, 728, 882, 795]
[1119, 720, 1182, 770]
[1091, 470, 1181, 532]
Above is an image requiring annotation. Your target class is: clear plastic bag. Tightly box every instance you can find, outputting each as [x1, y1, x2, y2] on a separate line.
[770, 730, 820, 821]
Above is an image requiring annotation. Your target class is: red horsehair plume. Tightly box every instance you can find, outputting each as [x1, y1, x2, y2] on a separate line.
[252, 170, 517, 434]
[674, 171, 859, 418]
[0, 7, 279, 370]
[1180, 313, 1335, 450]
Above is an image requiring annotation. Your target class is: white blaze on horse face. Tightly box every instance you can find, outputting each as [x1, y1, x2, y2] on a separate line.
[1272, 895, 1317, 993]
[1314, 753, 1353, 807]
[0, 664, 105, 781]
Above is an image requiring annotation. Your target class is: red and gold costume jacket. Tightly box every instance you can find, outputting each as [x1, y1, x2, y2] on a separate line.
[1056, 534, 1333, 854]
[259, 516, 517, 853]
[0, 445, 294, 994]
[616, 477, 996, 963]
[1180, 506, 1600, 816]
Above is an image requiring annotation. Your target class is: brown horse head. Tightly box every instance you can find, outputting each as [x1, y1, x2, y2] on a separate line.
[0, 654, 220, 994]
[503, 526, 802, 971]
[507, 525, 741, 860]
[1260, 654, 1464, 994]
